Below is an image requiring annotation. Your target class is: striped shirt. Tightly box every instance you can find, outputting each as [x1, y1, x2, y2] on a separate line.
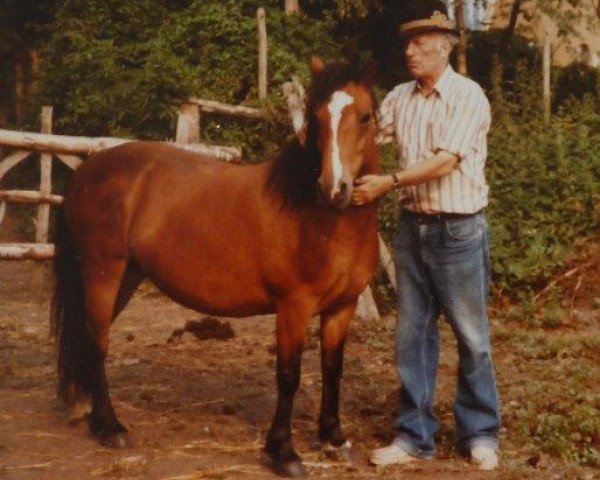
[377, 65, 491, 214]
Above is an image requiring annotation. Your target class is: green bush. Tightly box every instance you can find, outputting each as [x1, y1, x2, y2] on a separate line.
[20, 5, 600, 302]
[40, 0, 345, 159]
[554, 62, 600, 109]
[486, 62, 600, 299]
[467, 30, 541, 94]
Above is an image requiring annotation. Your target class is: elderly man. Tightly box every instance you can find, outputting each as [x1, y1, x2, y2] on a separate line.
[352, 0, 501, 471]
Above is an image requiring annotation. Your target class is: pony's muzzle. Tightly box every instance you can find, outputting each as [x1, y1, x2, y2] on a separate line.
[331, 181, 349, 202]
[318, 177, 353, 210]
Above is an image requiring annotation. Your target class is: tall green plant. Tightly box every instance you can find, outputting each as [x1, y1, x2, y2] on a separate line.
[40, 0, 345, 159]
[486, 60, 600, 299]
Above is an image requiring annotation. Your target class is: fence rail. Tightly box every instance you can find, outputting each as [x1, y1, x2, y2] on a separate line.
[187, 97, 264, 119]
[0, 128, 241, 161]
[0, 243, 54, 260]
[0, 190, 63, 205]
[0, 105, 244, 261]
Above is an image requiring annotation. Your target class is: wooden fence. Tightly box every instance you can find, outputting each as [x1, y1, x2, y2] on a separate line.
[175, 98, 264, 147]
[0, 106, 242, 261]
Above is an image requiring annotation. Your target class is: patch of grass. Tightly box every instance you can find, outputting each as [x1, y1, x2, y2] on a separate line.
[495, 321, 600, 469]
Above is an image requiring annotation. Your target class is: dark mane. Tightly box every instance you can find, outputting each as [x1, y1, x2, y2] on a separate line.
[267, 63, 370, 208]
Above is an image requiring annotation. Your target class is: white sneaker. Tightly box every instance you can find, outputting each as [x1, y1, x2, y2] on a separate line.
[470, 445, 499, 470]
[370, 442, 416, 466]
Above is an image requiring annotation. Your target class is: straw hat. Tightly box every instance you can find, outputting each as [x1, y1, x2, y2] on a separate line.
[399, 0, 459, 39]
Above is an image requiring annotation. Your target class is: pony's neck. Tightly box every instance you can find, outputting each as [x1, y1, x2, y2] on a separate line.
[266, 138, 321, 208]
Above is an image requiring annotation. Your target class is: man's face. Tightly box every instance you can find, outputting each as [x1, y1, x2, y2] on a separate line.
[403, 32, 449, 80]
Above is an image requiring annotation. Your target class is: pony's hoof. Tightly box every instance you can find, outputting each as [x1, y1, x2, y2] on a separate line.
[273, 459, 308, 478]
[97, 432, 134, 449]
[322, 440, 357, 464]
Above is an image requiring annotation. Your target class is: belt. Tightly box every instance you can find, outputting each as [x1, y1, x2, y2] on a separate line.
[402, 209, 482, 224]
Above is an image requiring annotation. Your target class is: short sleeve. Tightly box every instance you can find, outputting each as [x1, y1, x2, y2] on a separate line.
[435, 84, 491, 160]
[375, 87, 400, 145]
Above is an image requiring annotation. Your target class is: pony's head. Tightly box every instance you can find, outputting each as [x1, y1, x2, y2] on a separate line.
[303, 57, 379, 210]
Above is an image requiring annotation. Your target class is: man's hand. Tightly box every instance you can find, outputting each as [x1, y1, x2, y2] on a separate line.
[351, 174, 395, 206]
[351, 151, 460, 206]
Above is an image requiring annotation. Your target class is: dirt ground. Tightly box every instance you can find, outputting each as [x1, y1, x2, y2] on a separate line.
[1, 224, 600, 479]
[0, 260, 501, 480]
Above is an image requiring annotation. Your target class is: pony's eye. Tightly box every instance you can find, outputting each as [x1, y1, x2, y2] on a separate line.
[360, 113, 372, 125]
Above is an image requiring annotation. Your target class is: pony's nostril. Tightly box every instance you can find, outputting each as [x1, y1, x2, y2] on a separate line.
[339, 182, 348, 195]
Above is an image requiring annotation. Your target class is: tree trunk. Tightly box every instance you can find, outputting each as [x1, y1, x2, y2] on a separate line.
[454, 0, 468, 75]
[14, 56, 27, 126]
[0, 101, 8, 128]
[29, 49, 42, 98]
[498, 0, 524, 55]
[284, 0, 301, 15]
[506, 0, 524, 37]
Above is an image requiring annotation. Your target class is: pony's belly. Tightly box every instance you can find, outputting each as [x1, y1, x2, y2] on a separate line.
[143, 264, 276, 318]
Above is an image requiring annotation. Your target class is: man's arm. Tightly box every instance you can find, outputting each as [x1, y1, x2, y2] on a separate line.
[352, 84, 490, 207]
[351, 150, 459, 206]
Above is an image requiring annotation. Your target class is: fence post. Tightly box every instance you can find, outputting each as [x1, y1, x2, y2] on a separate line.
[454, 0, 468, 76]
[257, 7, 268, 100]
[282, 76, 306, 140]
[542, 18, 552, 126]
[176, 102, 201, 143]
[35, 106, 53, 244]
[284, 0, 300, 15]
[356, 287, 380, 321]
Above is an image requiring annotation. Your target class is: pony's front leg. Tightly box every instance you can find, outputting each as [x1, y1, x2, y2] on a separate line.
[265, 300, 311, 478]
[318, 300, 357, 462]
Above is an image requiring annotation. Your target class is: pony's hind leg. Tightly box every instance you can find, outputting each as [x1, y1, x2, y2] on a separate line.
[60, 260, 142, 426]
[318, 301, 357, 462]
[83, 259, 133, 447]
[66, 257, 132, 448]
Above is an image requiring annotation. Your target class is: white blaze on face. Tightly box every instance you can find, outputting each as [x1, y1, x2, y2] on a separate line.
[327, 91, 354, 190]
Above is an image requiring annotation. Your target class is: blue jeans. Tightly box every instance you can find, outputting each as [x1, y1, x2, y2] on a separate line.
[392, 211, 500, 458]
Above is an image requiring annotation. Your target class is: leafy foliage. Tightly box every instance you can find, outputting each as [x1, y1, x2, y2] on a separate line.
[3, 0, 600, 306]
[485, 60, 600, 299]
[40, 0, 345, 159]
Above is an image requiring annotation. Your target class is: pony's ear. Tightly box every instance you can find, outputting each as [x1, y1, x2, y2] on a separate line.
[362, 60, 379, 87]
[310, 56, 326, 75]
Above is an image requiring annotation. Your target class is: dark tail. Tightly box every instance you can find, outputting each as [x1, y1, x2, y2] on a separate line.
[51, 209, 96, 407]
